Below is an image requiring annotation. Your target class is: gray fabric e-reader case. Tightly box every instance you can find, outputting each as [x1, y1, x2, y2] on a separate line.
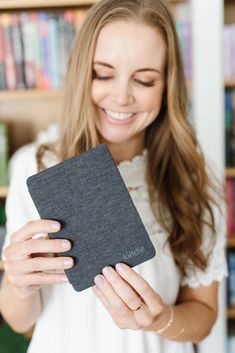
[26, 144, 156, 292]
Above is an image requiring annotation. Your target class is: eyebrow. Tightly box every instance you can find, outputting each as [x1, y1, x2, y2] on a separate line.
[93, 61, 161, 74]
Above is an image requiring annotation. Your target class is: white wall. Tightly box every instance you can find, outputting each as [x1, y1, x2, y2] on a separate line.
[191, 0, 227, 352]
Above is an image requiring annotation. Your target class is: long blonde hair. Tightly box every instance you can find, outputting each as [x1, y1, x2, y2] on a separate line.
[37, 0, 223, 276]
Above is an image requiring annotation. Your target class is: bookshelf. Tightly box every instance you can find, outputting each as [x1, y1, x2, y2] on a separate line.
[0, 0, 207, 352]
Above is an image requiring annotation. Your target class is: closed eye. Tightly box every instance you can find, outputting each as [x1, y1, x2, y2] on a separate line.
[93, 72, 155, 87]
[134, 79, 155, 87]
[93, 72, 112, 81]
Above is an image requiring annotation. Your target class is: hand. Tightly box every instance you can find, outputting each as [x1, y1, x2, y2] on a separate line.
[3, 220, 74, 299]
[92, 263, 167, 332]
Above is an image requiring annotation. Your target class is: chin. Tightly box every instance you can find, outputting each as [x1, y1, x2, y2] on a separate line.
[100, 134, 129, 145]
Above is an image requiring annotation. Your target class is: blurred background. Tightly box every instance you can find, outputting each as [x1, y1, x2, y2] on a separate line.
[0, 0, 233, 352]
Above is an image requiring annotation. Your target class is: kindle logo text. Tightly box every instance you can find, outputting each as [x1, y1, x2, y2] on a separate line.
[122, 246, 145, 261]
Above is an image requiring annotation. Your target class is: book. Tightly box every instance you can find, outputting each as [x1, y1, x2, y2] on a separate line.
[11, 13, 26, 90]
[0, 24, 7, 90]
[227, 252, 235, 307]
[48, 13, 60, 89]
[0, 13, 17, 90]
[20, 12, 36, 89]
[38, 12, 51, 89]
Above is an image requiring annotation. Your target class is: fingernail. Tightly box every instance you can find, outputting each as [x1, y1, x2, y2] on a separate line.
[61, 240, 71, 249]
[64, 258, 73, 267]
[102, 266, 112, 276]
[116, 263, 126, 272]
[51, 222, 60, 230]
[94, 275, 105, 286]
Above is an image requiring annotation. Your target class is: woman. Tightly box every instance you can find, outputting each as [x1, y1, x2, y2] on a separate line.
[0, 0, 227, 352]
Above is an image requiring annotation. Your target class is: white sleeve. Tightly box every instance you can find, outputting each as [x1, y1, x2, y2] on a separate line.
[1, 144, 40, 260]
[181, 189, 228, 288]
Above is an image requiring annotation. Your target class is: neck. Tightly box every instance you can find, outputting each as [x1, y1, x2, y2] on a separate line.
[102, 134, 145, 164]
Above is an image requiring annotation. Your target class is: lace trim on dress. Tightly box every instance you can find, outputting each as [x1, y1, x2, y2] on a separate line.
[181, 228, 228, 288]
[117, 149, 147, 175]
[128, 185, 149, 202]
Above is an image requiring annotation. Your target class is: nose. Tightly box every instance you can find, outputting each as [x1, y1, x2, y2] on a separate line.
[110, 79, 135, 106]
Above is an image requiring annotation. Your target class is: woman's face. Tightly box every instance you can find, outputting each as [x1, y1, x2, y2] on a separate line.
[91, 20, 166, 147]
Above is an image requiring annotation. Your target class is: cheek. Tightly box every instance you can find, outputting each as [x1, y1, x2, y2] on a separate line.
[138, 89, 163, 111]
[91, 82, 107, 104]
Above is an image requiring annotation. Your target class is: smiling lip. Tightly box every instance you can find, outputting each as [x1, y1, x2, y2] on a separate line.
[100, 108, 136, 125]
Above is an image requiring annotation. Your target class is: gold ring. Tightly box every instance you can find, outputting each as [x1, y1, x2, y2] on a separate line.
[133, 303, 142, 311]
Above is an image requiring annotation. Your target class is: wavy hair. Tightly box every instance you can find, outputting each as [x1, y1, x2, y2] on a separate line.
[37, 0, 223, 276]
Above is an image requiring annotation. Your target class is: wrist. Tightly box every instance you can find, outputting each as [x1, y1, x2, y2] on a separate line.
[12, 285, 41, 301]
[153, 305, 174, 335]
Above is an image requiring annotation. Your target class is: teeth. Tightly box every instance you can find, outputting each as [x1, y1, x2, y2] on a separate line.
[105, 109, 133, 120]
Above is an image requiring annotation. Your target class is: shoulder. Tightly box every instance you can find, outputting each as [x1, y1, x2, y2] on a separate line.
[9, 143, 59, 181]
[9, 143, 38, 180]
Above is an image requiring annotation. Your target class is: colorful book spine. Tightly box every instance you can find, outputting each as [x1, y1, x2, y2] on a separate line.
[225, 90, 234, 167]
[228, 252, 235, 307]
[20, 12, 36, 89]
[48, 13, 60, 89]
[0, 24, 6, 90]
[223, 24, 235, 80]
[0, 13, 17, 90]
[58, 12, 68, 86]
[11, 13, 25, 90]
[38, 12, 51, 89]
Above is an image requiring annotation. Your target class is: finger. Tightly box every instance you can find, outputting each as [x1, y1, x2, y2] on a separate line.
[115, 263, 163, 313]
[4, 256, 74, 273]
[4, 238, 72, 260]
[8, 272, 68, 287]
[92, 285, 111, 310]
[102, 266, 142, 311]
[94, 274, 131, 316]
[10, 220, 61, 243]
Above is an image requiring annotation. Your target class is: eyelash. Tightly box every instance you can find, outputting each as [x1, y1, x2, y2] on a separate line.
[93, 74, 155, 87]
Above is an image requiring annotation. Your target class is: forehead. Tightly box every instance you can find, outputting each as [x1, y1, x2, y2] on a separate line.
[93, 20, 166, 69]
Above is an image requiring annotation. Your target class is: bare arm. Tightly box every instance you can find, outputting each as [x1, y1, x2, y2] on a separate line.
[155, 282, 218, 343]
[0, 220, 73, 333]
[0, 273, 41, 333]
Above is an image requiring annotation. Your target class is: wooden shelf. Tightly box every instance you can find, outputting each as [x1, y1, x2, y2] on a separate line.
[0, 0, 96, 10]
[225, 80, 235, 88]
[227, 238, 235, 248]
[0, 89, 63, 101]
[228, 307, 235, 319]
[226, 168, 235, 178]
[0, 186, 8, 198]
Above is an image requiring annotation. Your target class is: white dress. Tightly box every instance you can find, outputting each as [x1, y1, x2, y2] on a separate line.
[2, 144, 228, 353]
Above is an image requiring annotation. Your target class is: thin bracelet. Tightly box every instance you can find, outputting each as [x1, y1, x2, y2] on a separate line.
[169, 308, 186, 340]
[154, 305, 174, 335]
